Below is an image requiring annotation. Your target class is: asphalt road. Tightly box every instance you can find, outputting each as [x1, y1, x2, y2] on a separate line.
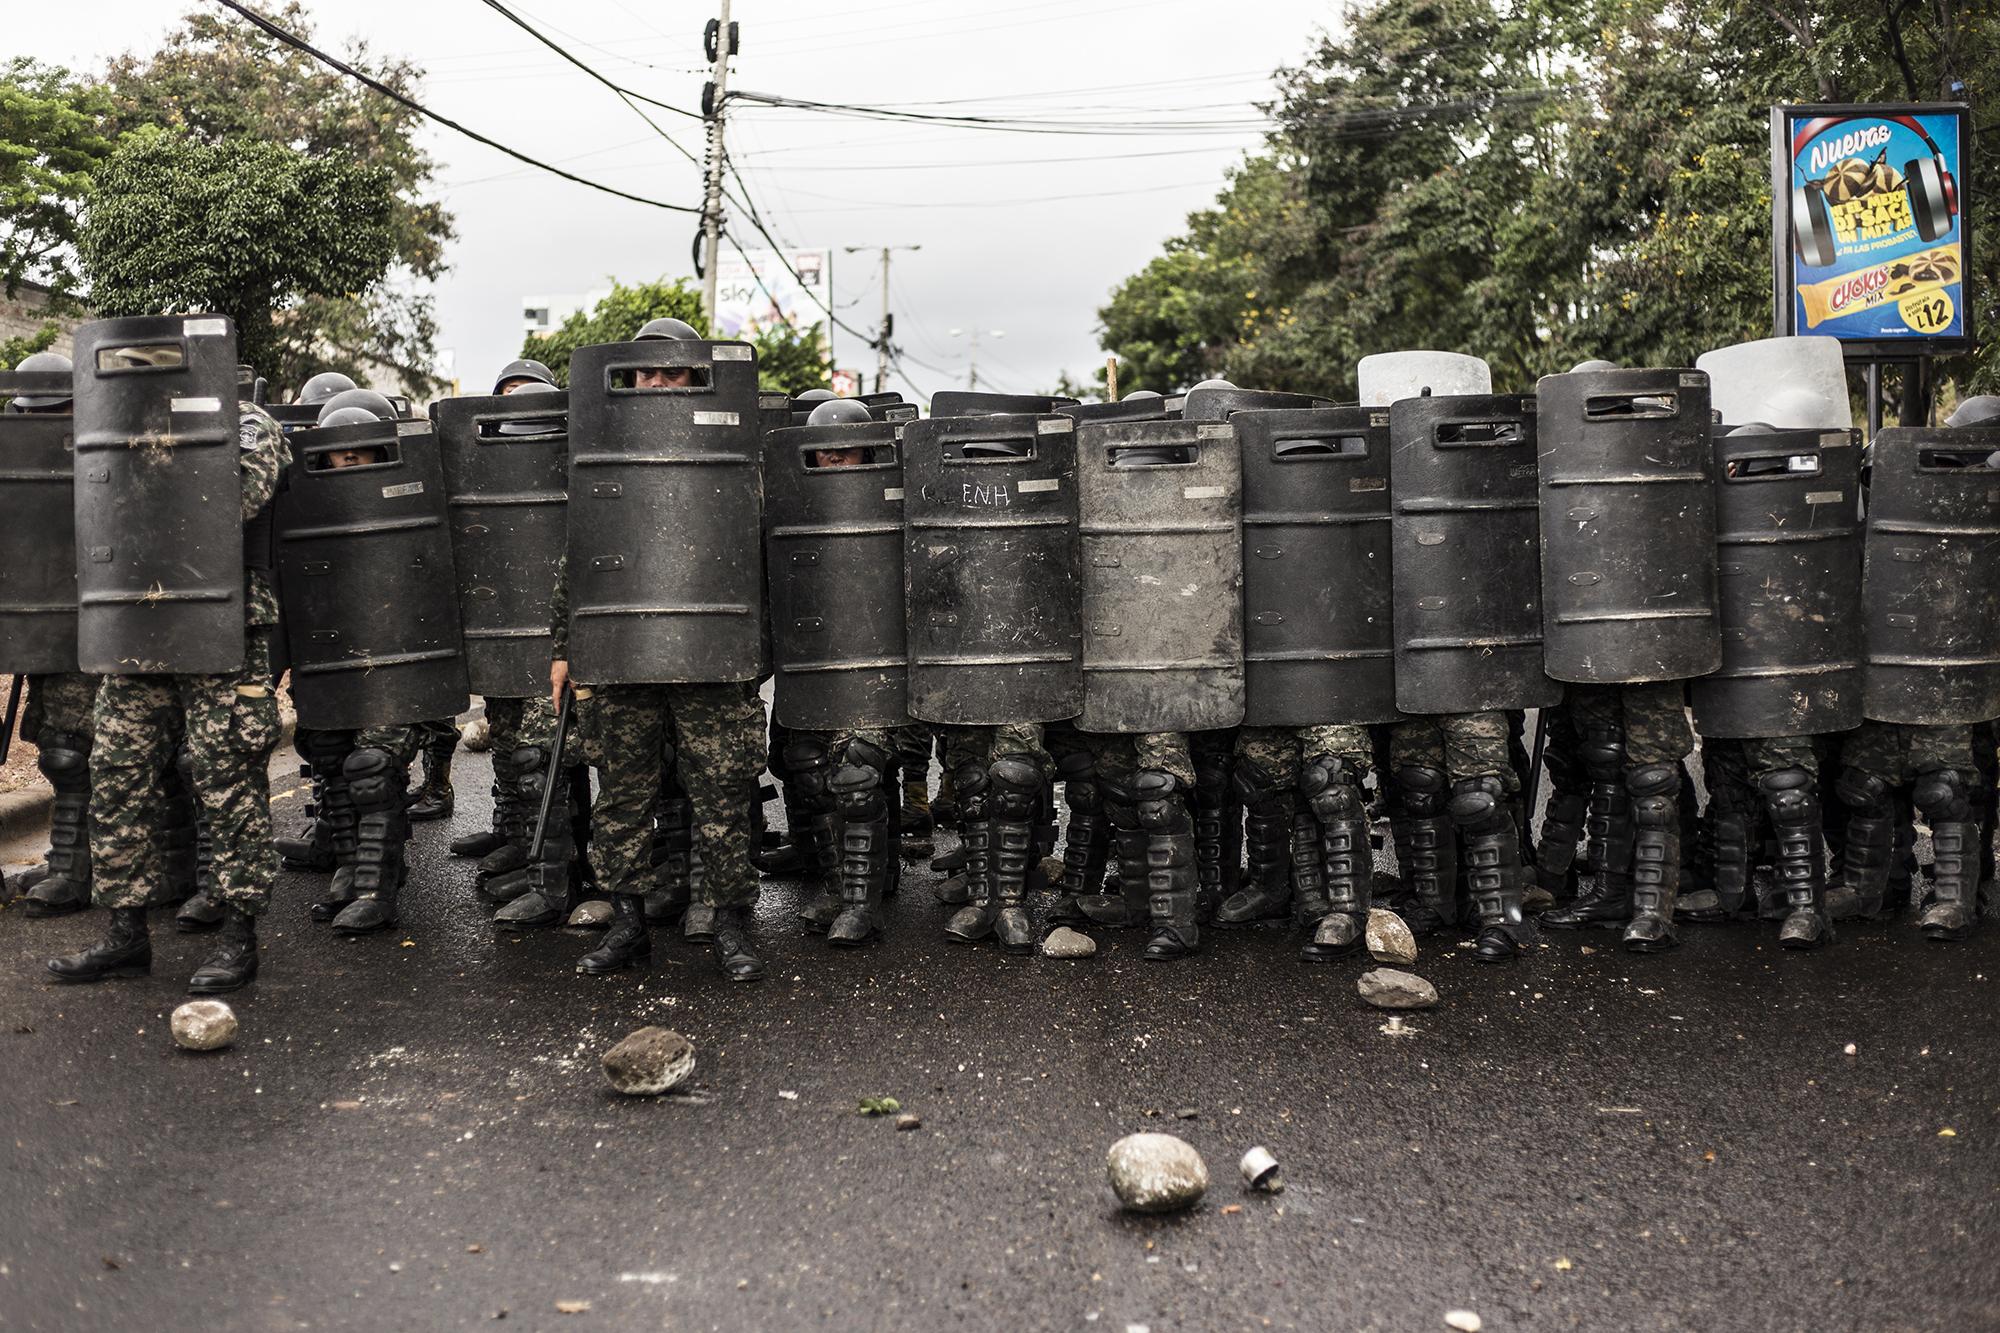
[2, 753, 1997, 1332]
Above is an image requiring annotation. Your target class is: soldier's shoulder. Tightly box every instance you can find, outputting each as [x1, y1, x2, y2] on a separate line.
[238, 400, 282, 447]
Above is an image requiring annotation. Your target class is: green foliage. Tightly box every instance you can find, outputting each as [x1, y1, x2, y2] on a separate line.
[525, 276, 832, 394]
[101, 3, 454, 395]
[78, 128, 396, 379]
[0, 319, 60, 370]
[1100, 0, 1998, 399]
[856, 1096, 902, 1116]
[0, 58, 114, 299]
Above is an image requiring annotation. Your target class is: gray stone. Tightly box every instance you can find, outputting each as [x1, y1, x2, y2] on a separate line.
[1365, 908, 1418, 965]
[1042, 927, 1098, 959]
[1037, 854, 1067, 885]
[1105, 1133, 1209, 1213]
[170, 1000, 238, 1052]
[602, 1027, 696, 1096]
[1357, 968, 1438, 1010]
[566, 899, 613, 928]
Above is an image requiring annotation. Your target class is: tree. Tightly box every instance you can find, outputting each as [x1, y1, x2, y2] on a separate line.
[101, 4, 454, 395]
[78, 128, 397, 378]
[526, 276, 833, 394]
[0, 58, 114, 299]
[0, 321, 60, 371]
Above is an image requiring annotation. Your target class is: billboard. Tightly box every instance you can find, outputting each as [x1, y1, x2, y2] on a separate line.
[714, 247, 832, 347]
[1771, 104, 1971, 355]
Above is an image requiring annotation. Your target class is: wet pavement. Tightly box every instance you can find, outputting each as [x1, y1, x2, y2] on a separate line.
[2, 752, 1998, 1331]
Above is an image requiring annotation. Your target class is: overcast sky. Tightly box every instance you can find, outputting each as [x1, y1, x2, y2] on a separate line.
[17, 1, 1337, 400]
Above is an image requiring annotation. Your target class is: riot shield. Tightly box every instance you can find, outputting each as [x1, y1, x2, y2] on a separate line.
[1536, 367, 1721, 684]
[71, 314, 245, 675]
[1390, 394, 1558, 714]
[903, 413, 1081, 724]
[1075, 419, 1244, 733]
[929, 391, 1079, 418]
[1689, 427, 1863, 738]
[1238, 406, 1397, 726]
[1695, 336, 1851, 430]
[565, 339, 764, 684]
[1358, 351, 1491, 406]
[765, 420, 908, 729]
[1058, 398, 1170, 425]
[265, 403, 322, 435]
[0, 370, 79, 673]
[278, 415, 470, 729]
[857, 391, 918, 422]
[1180, 386, 1332, 422]
[1861, 426, 2000, 725]
[433, 391, 570, 698]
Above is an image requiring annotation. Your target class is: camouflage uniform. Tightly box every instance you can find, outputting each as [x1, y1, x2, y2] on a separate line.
[1226, 724, 1376, 958]
[1834, 721, 1983, 935]
[784, 725, 899, 943]
[937, 722, 1054, 953]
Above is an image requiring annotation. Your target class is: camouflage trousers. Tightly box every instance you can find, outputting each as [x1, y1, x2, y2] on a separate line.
[411, 716, 459, 757]
[22, 672, 101, 744]
[90, 630, 281, 914]
[937, 723, 1053, 784]
[355, 725, 421, 765]
[1839, 721, 1977, 785]
[1565, 681, 1694, 768]
[1234, 724, 1373, 787]
[580, 681, 764, 907]
[1386, 713, 1517, 790]
[485, 695, 558, 759]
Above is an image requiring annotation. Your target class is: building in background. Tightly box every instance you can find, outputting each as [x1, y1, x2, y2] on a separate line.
[522, 289, 613, 343]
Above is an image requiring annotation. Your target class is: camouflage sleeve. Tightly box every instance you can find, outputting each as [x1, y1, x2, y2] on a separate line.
[549, 552, 569, 660]
[237, 401, 289, 519]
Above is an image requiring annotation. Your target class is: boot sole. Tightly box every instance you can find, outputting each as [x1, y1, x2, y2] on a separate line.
[332, 919, 400, 935]
[49, 962, 151, 983]
[578, 955, 651, 975]
[22, 901, 90, 919]
[188, 974, 255, 995]
[175, 918, 225, 934]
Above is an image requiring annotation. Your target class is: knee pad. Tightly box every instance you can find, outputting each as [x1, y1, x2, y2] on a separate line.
[1913, 767, 1972, 822]
[1299, 756, 1363, 819]
[1056, 750, 1096, 784]
[782, 738, 834, 802]
[1631, 794, 1677, 831]
[342, 747, 399, 808]
[512, 744, 549, 778]
[1064, 775, 1102, 814]
[1835, 767, 1893, 817]
[1627, 762, 1682, 800]
[1446, 773, 1504, 824]
[37, 736, 90, 787]
[1232, 756, 1285, 808]
[953, 761, 992, 820]
[988, 756, 1042, 821]
[1580, 727, 1627, 781]
[1393, 764, 1447, 819]
[832, 760, 887, 820]
[845, 736, 894, 775]
[304, 728, 353, 768]
[1134, 770, 1187, 831]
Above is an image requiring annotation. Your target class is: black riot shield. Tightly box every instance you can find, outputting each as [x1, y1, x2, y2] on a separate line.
[1537, 367, 1721, 684]
[565, 340, 763, 684]
[0, 371, 78, 673]
[72, 314, 245, 674]
[1390, 394, 1559, 714]
[1237, 407, 1397, 727]
[929, 391, 1079, 418]
[1860, 426, 2000, 725]
[1075, 419, 1244, 733]
[278, 416, 470, 729]
[1689, 428, 1864, 738]
[265, 403, 321, 435]
[433, 391, 569, 698]
[1180, 386, 1333, 422]
[1058, 398, 1170, 426]
[903, 413, 1082, 724]
[857, 391, 918, 422]
[765, 420, 908, 729]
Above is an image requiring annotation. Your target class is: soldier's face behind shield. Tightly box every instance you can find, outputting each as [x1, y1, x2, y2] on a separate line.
[809, 446, 869, 469]
[634, 366, 701, 390]
[498, 377, 537, 395]
[321, 446, 386, 470]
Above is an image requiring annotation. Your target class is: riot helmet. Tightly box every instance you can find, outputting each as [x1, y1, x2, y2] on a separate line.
[1569, 358, 1619, 373]
[1121, 389, 1163, 402]
[496, 381, 565, 435]
[494, 358, 556, 395]
[6, 350, 74, 412]
[1188, 378, 1235, 392]
[298, 371, 359, 406]
[1946, 395, 2000, 429]
[316, 405, 387, 431]
[317, 388, 397, 425]
[794, 388, 837, 404]
[634, 317, 701, 342]
[806, 398, 871, 426]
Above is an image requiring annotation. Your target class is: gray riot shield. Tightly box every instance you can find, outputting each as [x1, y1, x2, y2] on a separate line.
[929, 391, 1078, 418]
[1237, 406, 1397, 727]
[72, 314, 245, 674]
[1180, 386, 1332, 422]
[278, 416, 470, 729]
[765, 420, 908, 729]
[1689, 427, 1863, 738]
[1536, 367, 1721, 684]
[0, 370, 78, 673]
[903, 413, 1082, 724]
[1075, 419, 1244, 733]
[433, 391, 569, 698]
[1861, 426, 2000, 725]
[565, 340, 763, 684]
[1390, 394, 1559, 714]
[1058, 398, 1169, 426]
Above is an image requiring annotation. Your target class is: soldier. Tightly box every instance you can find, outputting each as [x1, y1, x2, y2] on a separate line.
[46, 316, 287, 993]
[549, 317, 768, 979]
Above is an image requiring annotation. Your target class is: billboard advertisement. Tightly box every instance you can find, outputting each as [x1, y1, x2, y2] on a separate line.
[713, 246, 832, 348]
[1770, 103, 1971, 355]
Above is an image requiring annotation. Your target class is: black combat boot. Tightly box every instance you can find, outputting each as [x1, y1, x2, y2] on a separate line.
[332, 748, 410, 935]
[577, 893, 651, 974]
[473, 744, 534, 900]
[1622, 763, 1683, 952]
[1214, 759, 1293, 925]
[46, 906, 150, 982]
[188, 907, 259, 993]
[23, 731, 92, 917]
[1762, 769, 1832, 950]
[1825, 769, 1893, 921]
[1191, 749, 1240, 920]
[1300, 756, 1373, 962]
[1136, 771, 1200, 961]
[1541, 729, 1635, 929]
[1079, 778, 1150, 927]
[828, 740, 895, 946]
[1449, 776, 1536, 962]
[1389, 765, 1457, 935]
[1046, 751, 1110, 927]
[448, 750, 510, 859]
[1531, 789, 1588, 909]
[174, 782, 224, 931]
[984, 756, 1042, 952]
[1693, 781, 1753, 923]
[1915, 767, 1984, 941]
[156, 750, 200, 908]
[712, 906, 767, 980]
[754, 778, 807, 876]
[277, 730, 339, 872]
[494, 747, 574, 929]
[307, 743, 364, 922]
[783, 737, 844, 933]
[405, 730, 456, 822]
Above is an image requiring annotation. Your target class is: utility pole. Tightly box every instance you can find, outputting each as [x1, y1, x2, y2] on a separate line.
[845, 243, 920, 393]
[950, 324, 1004, 390]
[698, 0, 735, 325]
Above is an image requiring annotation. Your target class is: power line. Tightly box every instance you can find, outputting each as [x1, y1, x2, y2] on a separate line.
[209, 0, 700, 213]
